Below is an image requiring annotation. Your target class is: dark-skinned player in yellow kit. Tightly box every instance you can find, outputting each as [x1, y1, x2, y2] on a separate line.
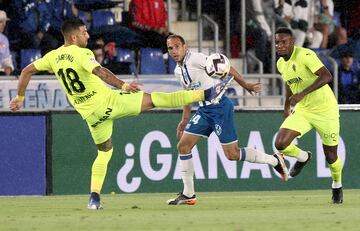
[274, 27, 343, 204]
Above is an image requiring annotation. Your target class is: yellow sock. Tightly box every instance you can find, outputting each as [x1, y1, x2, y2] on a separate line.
[91, 148, 113, 194]
[329, 157, 342, 184]
[151, 90, 204, 108]
[279, 142, 301, 157]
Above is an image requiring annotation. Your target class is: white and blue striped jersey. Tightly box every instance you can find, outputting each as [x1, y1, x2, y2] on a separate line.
[174, 51, 237, 143]
[174, 50, 221, 91]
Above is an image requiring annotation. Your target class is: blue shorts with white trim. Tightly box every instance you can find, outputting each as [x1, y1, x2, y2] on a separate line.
[184, 96, 237, 144]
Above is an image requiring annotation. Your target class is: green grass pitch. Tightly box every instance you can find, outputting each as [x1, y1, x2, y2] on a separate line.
[1, 190, 359, 231]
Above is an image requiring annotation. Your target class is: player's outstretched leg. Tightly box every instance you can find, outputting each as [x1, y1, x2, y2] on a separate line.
[151, 75, 234, 108]
[167, 192, 197, 205]
[273, 153, 289, 181]
[289, 151, 312, 177]
[87, 192, 103, 210]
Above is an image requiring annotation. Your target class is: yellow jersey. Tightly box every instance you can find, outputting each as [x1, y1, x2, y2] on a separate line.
[33, 45, 111, 119]
[277, 46, 338, 112]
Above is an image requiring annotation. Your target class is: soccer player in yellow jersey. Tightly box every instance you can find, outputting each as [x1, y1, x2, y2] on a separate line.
[9, 18, 232, 209]
[274, 28, 343, 203]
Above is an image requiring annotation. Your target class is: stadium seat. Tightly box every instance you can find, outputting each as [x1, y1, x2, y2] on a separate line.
[140, 48, 167, 74]
[20, 49, 41, 69]
[115, 48, 136, 74]
[78, 10, 91, 29]
[92, 10, 115, 29]
[168, 55, 176, 74]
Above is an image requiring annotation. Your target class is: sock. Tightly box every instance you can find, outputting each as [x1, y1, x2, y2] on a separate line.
[91, 148, 113, 194]
[295, 150, 309, 162]
[279, 142, 302, 158]
[151, 90, 204, 108]
[240, 147, 278, 167]
[329, 157, 342, 188]
[179, 153, 195, 197]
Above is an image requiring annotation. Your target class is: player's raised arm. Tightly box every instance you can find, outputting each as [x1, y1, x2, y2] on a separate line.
[92, 66, 141, 92]
[229, 66, 261, 95]
[9, 63, 39, 112]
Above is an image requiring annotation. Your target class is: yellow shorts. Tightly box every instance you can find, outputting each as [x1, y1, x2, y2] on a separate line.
[280, 107, 340, 146]
[85, 90, 144, 144]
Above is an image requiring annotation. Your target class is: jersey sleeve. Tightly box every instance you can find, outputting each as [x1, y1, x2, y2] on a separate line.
[33, 52, 52, 71]
[302, 49, 324, 74]
[77, 48, 101, 73]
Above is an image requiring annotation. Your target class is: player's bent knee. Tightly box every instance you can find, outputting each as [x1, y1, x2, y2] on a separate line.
[97, 139, 113, 152]
[177, 143, 192, 154]
[275, 139, 289, 151]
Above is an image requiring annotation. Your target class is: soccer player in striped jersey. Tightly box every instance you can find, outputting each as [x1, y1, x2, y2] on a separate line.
[9, 18, 232, 209]
[274, 27, 343, 203]
[166, 34, 288, 205]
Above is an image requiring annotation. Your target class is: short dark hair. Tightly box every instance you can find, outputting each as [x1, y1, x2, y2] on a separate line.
[61, 18, 85, 37]
[275, 27, 293, 37]
[166, 34, 186, 45]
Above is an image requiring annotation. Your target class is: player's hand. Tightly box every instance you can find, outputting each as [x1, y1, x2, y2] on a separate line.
[245, 82, 261, 95]
[176, 120, 187, 140]
[9, 98, 24, 112]
[126, 81, 142, 92]
[289, 92, 305, 106]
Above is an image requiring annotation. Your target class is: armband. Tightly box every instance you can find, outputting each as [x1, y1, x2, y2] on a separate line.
[121, 82, 129, 91]
[16, 95, 25, 101]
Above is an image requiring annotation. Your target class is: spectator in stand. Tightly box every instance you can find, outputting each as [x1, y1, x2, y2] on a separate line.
[337, 51, 360, 104]
[90, 38, 131, 74]
[314, 0, 347, 48]
[91, 44, 106, 65]
[280, 0, 323, 48]
[129, 0, 169, 52]
[242, 0, 289, 72]
[7, 0, 51, 51]
[332, 0, 357, 38]
[40, 1, 79, 55]
[0, 10, 14, 76]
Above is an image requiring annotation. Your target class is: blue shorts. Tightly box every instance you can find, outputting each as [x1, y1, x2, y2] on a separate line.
[184, 97, 237, 144]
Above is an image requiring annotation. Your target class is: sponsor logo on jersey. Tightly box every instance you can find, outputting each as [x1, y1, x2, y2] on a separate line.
[74, 91, 97, 105]
[286, 76, 303, 85]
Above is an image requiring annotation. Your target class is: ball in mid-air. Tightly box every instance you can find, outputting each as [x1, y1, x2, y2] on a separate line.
[205, 53, 231, 79]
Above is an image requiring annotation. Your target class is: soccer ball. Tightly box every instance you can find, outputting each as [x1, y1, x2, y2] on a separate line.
[205, 53, 231, 79]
